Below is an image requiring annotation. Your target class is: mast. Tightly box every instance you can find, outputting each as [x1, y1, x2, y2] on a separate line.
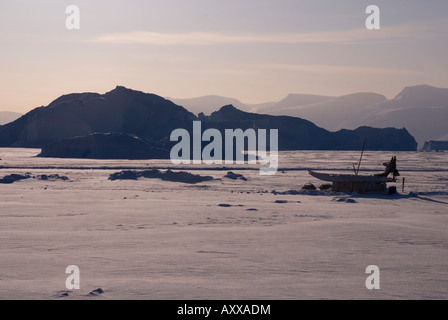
[354, 138, 366, 175]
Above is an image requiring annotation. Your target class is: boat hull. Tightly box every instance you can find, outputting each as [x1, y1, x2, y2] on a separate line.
[308, 170, 387, 183]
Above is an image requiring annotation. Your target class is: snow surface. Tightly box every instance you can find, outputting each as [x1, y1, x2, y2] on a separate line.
[1, 148, 447, 300]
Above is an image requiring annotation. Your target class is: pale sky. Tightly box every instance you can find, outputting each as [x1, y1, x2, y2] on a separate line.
[1, 0, 448, 113]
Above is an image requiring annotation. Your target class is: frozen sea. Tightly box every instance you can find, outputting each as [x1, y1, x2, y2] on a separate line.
[0, 148, 447, 300]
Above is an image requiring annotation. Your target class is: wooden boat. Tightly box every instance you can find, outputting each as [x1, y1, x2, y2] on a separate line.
[308, 156, 399, 194]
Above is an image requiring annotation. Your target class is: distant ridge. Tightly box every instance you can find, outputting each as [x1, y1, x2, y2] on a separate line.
[0, 86, 417, 152]
[340, 85, 448, 147]
[170, 95, 250, 116]
[264, 93, 335, 111]
[175, 84, 448, 148]
[266, 92, 387, 131]
[0, 111, 22, 125]
[202, 105, 416, 151]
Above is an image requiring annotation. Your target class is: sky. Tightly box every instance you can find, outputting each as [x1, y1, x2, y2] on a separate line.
[1, 0, 448, 113]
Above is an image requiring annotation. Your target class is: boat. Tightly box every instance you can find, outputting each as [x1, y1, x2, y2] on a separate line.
[308, 156, 400, 194]
[308, 170, 387, 183]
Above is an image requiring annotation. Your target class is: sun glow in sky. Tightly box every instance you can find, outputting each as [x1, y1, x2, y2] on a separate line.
[1, 0, 448, 113]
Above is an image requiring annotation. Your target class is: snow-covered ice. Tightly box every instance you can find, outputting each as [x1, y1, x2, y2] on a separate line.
[1, 148, 447, 299]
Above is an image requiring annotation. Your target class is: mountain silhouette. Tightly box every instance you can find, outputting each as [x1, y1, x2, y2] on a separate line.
[0, 86, 196, 147]
[203, 105, 416, 151]
[264, 92, 386, 131]
[179, 85, 448, 147]
[261, 93, 335, 111]
[0, 86, 417, 153]
[340, 85, 448, 147]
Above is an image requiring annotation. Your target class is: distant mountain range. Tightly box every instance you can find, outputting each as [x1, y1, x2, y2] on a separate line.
[0, 111, 22, 126]
[0, 86, 417, 155]
[173, 85, 448, 147]
[340, 85, 448, 147]
[202, 105, 415, 151]
[170, 95, 251, 115]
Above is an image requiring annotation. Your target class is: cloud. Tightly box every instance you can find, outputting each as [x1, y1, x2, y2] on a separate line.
[90, 25, 424, 46]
